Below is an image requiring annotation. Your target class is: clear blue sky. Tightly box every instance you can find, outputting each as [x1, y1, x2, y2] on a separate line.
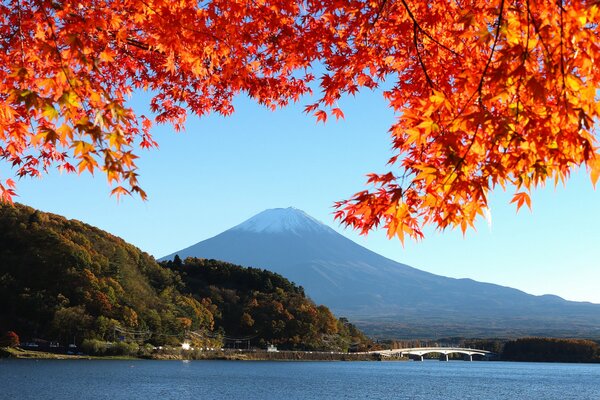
[10, 87, 600, 304]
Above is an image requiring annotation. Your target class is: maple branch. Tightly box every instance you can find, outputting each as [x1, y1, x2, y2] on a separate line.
[16, 0, 26, 66]
[418, 0, 507, 137]
[491, 0, 532, 167]
[476, 0, 505, 103]
[13, 1, 53, 153]
[513, 0, 532, 123]
[432, 0, 506, 209]
[426, 0, 507, 161]
[398, 0, 461, 58]
[412, 22, 435, 90]
[37, 3, 80, 95]
[139, 0, 224, 44]
[559, 0, 568, 109]
[524, 0, 532, 61]
[358, 0, 390, 47]
[371, 0, 389, 27]
[123, 37, 152, 52]
[34, 0, 105, 148]
[526, 6, 553, 60]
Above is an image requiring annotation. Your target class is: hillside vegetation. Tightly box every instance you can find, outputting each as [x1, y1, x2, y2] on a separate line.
[0, 203, 373, 353]
[162, 257, 371, 350]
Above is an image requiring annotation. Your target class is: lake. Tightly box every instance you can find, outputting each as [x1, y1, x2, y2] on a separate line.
[1, 359, 599, 399]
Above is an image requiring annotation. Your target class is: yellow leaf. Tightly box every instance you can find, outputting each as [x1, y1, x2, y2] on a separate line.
[42, 104, 59, 121]
[415, 166, 438, 181]
[108, 131, 126, 150]
[99, 50, 114, 63]
[429, 90, 446, 105]
[565, 75, 582, 91]
[56, 124, 73, 144]
[590, 157, 600, 188]
[73, 140, 93, 156]
[78, 155, 98, 174]
[416, 120, 434, 129]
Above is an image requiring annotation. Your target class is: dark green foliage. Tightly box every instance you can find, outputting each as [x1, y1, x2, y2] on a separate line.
[80, 338, 142, 357]
[462, 339, 505, 355]
[502, 337, 600, 363]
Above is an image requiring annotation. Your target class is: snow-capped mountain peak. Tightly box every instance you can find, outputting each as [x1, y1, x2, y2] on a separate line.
[231, 207, 332, 234]
[160, 207, 600, 338]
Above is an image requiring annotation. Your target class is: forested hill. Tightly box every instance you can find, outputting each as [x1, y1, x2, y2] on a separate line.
[161, 257, 371, 350]
[0, 203, 373, 351]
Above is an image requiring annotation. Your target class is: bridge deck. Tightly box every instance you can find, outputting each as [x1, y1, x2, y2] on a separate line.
[370, 347, 494, 358]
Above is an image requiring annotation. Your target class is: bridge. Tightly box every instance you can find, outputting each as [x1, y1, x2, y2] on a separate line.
[370, 347, 495, 361]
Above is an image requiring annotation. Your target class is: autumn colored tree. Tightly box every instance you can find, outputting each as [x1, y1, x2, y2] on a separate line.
[1, 0, 599, 240]
[0, 331, 20, 347]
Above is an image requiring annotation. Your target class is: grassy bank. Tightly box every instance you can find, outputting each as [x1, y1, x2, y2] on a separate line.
[0, 347, 136, 360]
[2, 346, 381, 361]
[1, 346, 89, 359]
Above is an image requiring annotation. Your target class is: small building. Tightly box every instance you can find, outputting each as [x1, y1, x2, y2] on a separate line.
[267, 344, 278, 352]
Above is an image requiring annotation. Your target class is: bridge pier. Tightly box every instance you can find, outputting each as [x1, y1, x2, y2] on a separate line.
[415, 355, 423, 361]
[439, 354, 448, 362]
[464, 354, 472, 362]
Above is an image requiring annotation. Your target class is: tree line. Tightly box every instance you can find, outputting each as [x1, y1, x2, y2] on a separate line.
[384, 337, 600, 363]
[464, 338, 600, 363]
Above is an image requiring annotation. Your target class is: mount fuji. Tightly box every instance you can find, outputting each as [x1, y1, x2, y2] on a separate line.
[161, 207, 600, 338]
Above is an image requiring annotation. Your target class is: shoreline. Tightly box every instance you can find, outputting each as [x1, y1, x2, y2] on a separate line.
[4, 348, 599, 364]
[1, 347, 385, 362]
[0, 347, 137, 360]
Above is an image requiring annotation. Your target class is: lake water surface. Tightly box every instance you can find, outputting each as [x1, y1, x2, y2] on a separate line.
[1, 359, 599, 399]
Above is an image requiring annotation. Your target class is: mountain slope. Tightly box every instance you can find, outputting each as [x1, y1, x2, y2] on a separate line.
[0, 203, 208, 345]
[162, 207, 600, 338]
[0, 203, 373, 351]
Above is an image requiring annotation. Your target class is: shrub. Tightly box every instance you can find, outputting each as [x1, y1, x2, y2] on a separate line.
[81, 339, 110, 356]
[0, 331, 20, 347]
[112, 341, 139, 356]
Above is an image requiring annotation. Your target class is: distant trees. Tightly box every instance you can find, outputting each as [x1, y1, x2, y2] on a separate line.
[385, 337, 600, 363]
[462, 339, 505, 355]
[502, 338, 600, 363]
[173, 255, 183, 268]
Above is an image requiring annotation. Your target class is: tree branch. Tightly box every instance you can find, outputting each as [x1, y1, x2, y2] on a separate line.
[399, 0, 461, 58]
[412, 21, 435, 90]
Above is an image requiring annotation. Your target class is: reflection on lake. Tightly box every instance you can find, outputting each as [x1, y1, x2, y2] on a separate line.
[1, 359, 599, 399]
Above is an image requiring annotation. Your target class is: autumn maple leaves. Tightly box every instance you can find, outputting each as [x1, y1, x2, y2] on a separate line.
[333, 0, 600, 241]
[1, 0, 599, 241]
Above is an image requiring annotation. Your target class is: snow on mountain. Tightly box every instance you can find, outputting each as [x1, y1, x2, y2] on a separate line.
[161, 207, 600, 338]
[231, 207, 334, 235]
